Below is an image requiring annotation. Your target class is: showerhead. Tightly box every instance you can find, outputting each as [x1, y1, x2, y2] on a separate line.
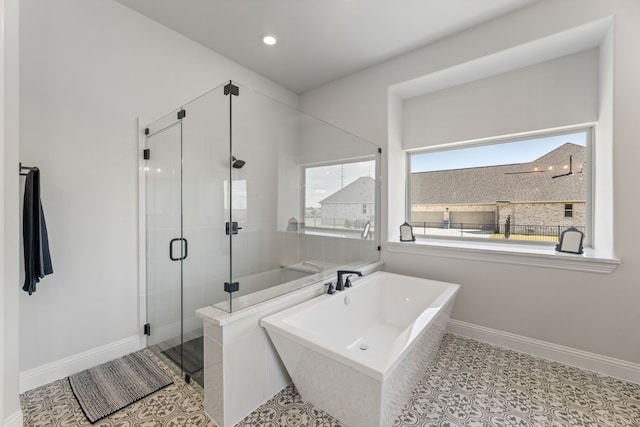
[232, 156, 246, 169]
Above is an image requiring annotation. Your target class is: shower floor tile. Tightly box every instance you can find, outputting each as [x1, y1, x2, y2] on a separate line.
[156, 337, 205, 389]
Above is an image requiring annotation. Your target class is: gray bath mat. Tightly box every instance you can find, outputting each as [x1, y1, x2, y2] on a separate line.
[162, 336, 203, 375]
[69, 351, 173, 423]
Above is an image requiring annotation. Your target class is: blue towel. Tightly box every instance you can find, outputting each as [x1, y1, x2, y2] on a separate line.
[23, 168, 53, 295]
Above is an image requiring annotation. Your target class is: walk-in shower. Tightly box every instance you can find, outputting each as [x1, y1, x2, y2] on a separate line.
[141, 81, 380, 385]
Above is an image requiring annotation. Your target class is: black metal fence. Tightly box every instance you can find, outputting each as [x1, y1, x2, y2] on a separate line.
[305, 216, 374, 231]
[410, 222, 585, 242]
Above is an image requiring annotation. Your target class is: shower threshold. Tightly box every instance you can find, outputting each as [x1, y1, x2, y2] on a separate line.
[149, 337, 205, 393]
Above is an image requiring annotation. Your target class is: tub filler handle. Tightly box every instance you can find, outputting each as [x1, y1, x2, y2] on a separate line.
[325, 282, 336, 295]
[344, 276, 354, 288]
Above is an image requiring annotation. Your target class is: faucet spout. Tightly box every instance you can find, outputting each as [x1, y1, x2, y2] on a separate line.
[336, 270, 363, 291]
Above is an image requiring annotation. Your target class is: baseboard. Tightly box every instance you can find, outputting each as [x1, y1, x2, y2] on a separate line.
[447, 319, 640, 384]
[19, 335, 142, 393]
[4, 409, 23, 427]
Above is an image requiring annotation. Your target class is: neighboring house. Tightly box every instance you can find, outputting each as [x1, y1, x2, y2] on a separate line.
[411, 143, 585, 228]
[319, 176, 375, 227]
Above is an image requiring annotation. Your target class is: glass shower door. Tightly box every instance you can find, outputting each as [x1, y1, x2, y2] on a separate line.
[145, 83, 231, 384]
[145, 113, 185, 374]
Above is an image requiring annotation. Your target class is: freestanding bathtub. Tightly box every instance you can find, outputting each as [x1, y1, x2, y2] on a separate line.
[260, 271, 460, 427]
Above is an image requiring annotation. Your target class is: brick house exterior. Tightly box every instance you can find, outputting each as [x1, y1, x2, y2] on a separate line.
[411, 143, 586, 229]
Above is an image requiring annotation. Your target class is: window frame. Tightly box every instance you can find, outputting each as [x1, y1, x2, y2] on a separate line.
[406, 126, 594, 247]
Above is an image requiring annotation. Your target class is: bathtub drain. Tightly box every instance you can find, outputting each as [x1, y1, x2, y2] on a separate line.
[359, 344, 369, 351]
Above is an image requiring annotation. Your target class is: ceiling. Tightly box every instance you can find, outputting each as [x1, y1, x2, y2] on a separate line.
[114, 0, 538, 94]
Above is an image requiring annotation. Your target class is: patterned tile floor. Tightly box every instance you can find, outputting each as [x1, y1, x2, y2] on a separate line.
[20, 349, 214, 427]
[393, 334, 640, 427]
[20, 334, 640, 426]
[237, 334, 640, 427]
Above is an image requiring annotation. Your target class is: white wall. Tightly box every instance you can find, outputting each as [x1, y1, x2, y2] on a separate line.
[2, 0, 22, 423]
[17, 0, 297, 381]
[301, 0, 640, 364]
[1, 1, 7, 421]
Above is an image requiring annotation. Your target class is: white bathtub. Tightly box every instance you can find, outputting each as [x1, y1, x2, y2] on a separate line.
[260, 271, 460, 427]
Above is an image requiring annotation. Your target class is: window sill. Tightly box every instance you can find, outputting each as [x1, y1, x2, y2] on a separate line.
[384, 239, 620, 274]
[283, 228, 372, 240]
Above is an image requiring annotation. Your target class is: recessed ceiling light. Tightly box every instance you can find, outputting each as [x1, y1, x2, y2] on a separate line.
[261, 33, 278, 46]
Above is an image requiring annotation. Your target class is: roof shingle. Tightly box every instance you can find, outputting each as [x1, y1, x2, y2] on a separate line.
[411, 143, 585, 204]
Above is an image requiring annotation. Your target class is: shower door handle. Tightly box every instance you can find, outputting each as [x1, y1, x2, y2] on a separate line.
[169, 238, 188, 261]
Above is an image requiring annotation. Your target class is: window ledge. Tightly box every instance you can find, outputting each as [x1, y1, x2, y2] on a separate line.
[384, 239, 619, 274]
[283, 228, 370, 240]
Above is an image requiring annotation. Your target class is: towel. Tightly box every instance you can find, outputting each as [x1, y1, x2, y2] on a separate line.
[22, 168, 53, 295]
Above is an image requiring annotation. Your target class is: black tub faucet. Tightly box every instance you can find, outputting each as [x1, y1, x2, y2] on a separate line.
[336, 270, 363, 291]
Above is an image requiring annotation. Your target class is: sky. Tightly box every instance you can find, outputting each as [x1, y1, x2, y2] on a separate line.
[411, 131, 587, 173]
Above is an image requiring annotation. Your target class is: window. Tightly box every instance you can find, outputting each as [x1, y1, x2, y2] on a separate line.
[565, 203, 573, 218]
[223, 179, 247, 223]
[304, 160, 376, 231]
[408, 129, 590, 243]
